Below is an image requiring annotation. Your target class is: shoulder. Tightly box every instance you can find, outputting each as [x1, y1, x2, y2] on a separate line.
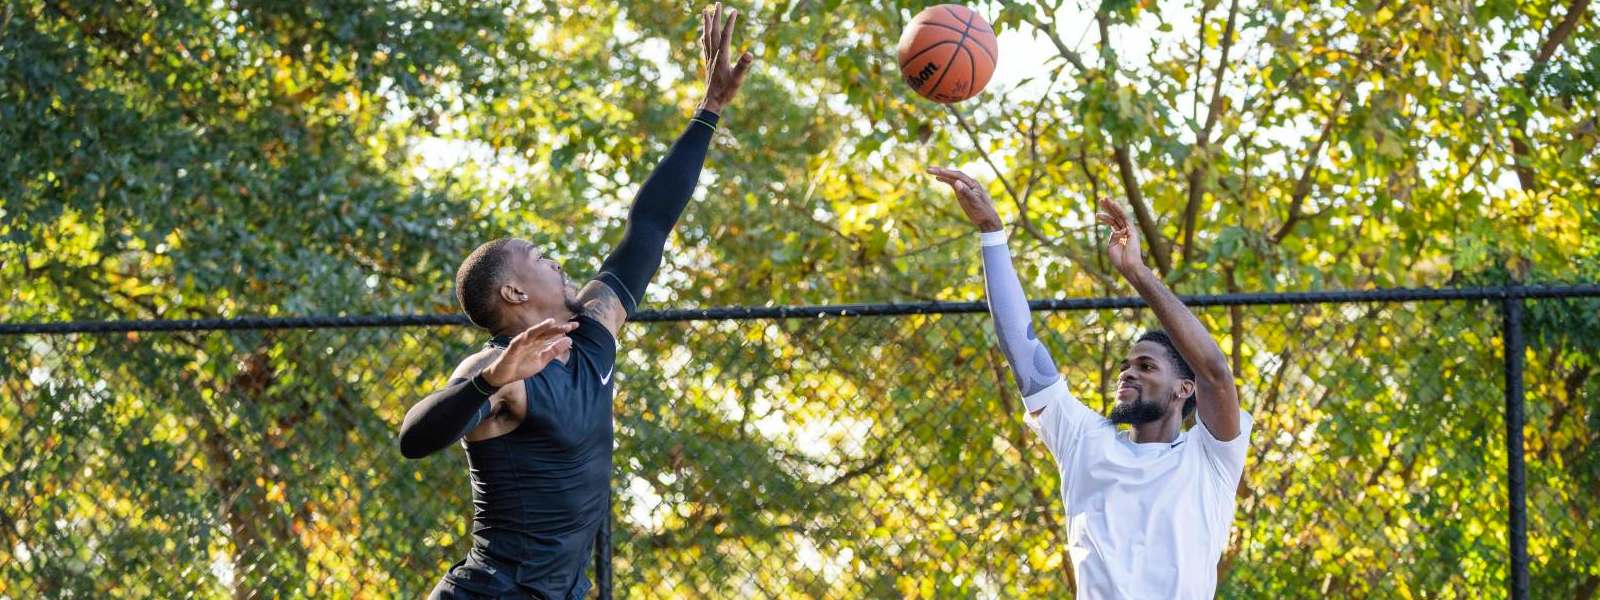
[1194, 410, 1253, 446]
[577, 279, 627, 339]
[1028, 382, 1103, 429]
[449, 345, 503, 381]
[567, 313, 619, 366]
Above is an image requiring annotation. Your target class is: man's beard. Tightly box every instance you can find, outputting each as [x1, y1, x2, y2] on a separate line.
[1110, 390, 1168, 425]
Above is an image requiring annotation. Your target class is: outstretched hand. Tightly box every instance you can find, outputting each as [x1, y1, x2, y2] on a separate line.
[928, 166, 1002, 233]
[1095, 198, 1146, 278]
[480, 319, 578, 388]
[698, 3, 755, 114]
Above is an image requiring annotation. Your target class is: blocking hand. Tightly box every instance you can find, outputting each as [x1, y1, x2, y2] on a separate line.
[480, 319, 578, 388]
[698, 3, 755, 114]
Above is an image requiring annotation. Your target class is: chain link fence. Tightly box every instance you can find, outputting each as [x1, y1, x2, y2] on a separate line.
[2, 287, 1597, 598]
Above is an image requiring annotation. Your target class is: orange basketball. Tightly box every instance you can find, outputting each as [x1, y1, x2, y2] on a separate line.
[897, 4, 998, 104]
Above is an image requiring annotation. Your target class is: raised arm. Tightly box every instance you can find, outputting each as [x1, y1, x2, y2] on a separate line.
[398, 320, 575, 458]
[929, 167, 1065, 415]
[582, 3, 754, 335]
[1096, 199, 1241, 439]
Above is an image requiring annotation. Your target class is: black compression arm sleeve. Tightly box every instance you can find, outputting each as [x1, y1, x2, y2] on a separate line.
[594, 109, 720, 315]
[398, 374, 497, 459]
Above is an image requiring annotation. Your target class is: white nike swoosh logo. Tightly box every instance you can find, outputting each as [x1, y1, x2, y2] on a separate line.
[599, 367, 613, 386]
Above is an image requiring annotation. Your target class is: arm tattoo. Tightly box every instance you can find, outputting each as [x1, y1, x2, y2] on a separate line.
[578, 280, 627, 336]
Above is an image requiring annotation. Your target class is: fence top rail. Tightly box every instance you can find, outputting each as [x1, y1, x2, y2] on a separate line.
[2, 284, 1597, 335]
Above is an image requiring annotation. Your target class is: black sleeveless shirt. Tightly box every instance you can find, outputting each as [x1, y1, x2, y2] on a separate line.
[440, 315, 616, 599]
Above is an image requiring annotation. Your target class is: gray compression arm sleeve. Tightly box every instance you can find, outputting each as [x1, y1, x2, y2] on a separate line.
[980, 229, 1066, 412]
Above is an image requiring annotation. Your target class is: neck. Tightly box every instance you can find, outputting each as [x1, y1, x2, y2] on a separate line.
[492, 305, 577, 338]
[1127, 413, 1183, 444]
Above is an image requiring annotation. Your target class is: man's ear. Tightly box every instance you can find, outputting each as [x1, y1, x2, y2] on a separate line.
[500, 284, 528, 305]
[1175, 379, 1196, 403]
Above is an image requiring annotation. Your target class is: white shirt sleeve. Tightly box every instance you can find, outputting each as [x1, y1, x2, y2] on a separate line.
[980, 229, 1067, 400]
[1023, 379, 1101, 466]
[1192, 410, 1252, 487]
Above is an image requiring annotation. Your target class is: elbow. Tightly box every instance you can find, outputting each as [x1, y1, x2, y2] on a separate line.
[400, 443, 431, 460]
[397, 431, 432, 460]
[1196, 357, 1233, 385]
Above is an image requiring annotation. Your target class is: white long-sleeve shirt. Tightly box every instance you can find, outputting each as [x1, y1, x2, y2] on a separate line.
[980, 230, 1252, 599]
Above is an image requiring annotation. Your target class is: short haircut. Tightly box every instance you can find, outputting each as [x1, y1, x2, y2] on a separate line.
[456, 238, 516, 329]
[1136, 330, 1198, 419]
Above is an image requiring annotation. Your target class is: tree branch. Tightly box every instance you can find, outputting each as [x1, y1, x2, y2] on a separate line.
[1073, 143, 1113, 279]
[1271, 85, 1349, 243]
[1004, 0, 1090, 73]
[1096, 12, 1174, 274]
[1191, 0, 1217, 122]
[1577, 574, 1600, 600]
[1225, 265, 1243, 377]
[984, 345, 1075, 591]
[1509, 0, 1591, 193]
[1538, 365, 1590, 462]
[1008, 2, 1173, 274]
[1534, 0, 1591, 67]
[945, 104, 1115, 288]
[1110, 143, 1171, 272]
[1181, 0, 1241, 265]
[1013, 65, 1072, 244]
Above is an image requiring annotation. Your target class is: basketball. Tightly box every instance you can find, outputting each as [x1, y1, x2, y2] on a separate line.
[897, 4, 999, 104]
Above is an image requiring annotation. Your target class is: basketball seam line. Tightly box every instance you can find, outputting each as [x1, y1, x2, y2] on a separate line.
[916, 21, 998, 62]
[958, 7, 997, 56]
[944, 6, 997, 39]
[965, 46, 978, 96]
[926, 9, 980, 99]
[902, 39, 961, 70]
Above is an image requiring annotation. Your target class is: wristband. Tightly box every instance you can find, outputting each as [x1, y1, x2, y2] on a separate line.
[979, 229, 1008, 247]
[469, 372, 501, 396]
[689, 108, 721, 131]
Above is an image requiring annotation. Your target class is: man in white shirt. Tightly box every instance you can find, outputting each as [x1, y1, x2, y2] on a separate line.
[929, 167, 1252, 599]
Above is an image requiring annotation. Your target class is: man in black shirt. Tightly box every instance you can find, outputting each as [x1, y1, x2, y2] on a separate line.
[398, 5, 754, 598]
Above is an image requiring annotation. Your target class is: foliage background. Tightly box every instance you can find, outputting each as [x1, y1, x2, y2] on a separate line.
[1, 0, 1596, 597]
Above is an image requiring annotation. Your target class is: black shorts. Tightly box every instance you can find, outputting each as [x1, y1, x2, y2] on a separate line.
[427, 556, 522, 600]
[427, 553, 589, 600]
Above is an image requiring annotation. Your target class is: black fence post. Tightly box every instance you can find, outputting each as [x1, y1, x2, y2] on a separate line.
[1501, 294, 1529, 600]
[596, 493, 613, 600]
